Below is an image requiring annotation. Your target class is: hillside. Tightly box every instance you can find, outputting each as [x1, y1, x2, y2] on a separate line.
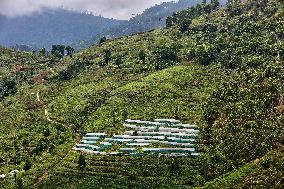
[0, 0, 284, 188]
[0, 8, 124, 50]
[200, 148, 284, 189]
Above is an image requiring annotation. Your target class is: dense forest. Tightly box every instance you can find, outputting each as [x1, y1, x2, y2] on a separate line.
[0, 0, 284, 188]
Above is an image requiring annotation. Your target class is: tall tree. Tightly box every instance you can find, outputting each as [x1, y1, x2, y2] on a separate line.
[51, 45, 65, 59]
[78, 154, 86, 170]
[99, 49, 111, 67]
[65, 46, 75, 57]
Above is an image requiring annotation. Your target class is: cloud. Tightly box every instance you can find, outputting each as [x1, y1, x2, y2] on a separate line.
[0, 0, 173, 19]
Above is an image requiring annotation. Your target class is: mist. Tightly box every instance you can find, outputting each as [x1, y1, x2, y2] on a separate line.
[0, 0, 174, 19]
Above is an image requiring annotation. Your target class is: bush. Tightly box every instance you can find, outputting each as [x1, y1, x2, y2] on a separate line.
[23, 158, 32, 171]
[0, 78, 17, 100]
[153, 43, 180, 70]
[57, 58, 91, 80]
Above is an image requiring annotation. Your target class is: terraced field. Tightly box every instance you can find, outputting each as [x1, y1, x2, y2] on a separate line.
[39, 154, 201, 189]
[74, 119, 200, 157]
[37, 119, 202, 188]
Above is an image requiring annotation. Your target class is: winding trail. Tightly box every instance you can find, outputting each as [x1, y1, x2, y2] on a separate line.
[44, 107, 53, 122]
[33, 88, 113, 186]
[37, 91, 53, 122]
[33, 91, 78, 186]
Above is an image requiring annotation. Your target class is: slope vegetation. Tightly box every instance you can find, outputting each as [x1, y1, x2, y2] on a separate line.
[0, 0, 284, 188]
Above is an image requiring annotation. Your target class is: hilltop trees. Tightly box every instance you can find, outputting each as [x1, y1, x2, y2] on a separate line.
[65, 46, 75, 57]
[51, 45, 65, 59]
[39, 48, 46, 56]
[99, 36, 107, 44]
[167, 0, 221, 30]
[166, 0, 284, 68]
[51, 45, 75, 59]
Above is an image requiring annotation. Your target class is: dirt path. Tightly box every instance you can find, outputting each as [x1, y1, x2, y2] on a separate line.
[37, 91, 53, 122]
[33, 91, 75, 186]
[36, 91, 40, 102]
[44, 106, 53, 122]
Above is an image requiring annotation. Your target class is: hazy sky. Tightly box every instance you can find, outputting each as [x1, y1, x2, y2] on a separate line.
[0, 0, 174, 20]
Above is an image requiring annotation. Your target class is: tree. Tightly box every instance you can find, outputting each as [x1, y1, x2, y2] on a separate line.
[65, 46, 75, 57]
[166, 16, 174, 27]
[154, 43, 180, 70]
[179, 20, 192, 33]
[210, 0, 220, 10]
[43, 128, 50, 137]
[33, 140, 47, 155]
[99, 36, 107, 44]
[51, 45, 65, 59]
[174, 106, 180, 120]
[78, 154, 86, 170]
[0, 78, 17, 100]
[99, 49, 111, 66]
[114, 55, 123, 68]
[170, 159, 181, 176]
[122, 110, 128, 121]
[155, 44, 179, 62]
[138, 50, 147, 62]
[39, 48, 46, 56]
[23, 158, 32, 171]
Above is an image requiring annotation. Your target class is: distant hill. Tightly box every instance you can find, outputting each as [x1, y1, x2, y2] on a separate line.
[76, 0, 228, 49]
[0, 0, 227, 50]
[0, 8, 125, 50]
[75, 0, 204, 49]
[105, 0, 202, 36]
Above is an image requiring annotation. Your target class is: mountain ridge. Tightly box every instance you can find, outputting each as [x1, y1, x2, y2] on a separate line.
[0, 8, 125, 50]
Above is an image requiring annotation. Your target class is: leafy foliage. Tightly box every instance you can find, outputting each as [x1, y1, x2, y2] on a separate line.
[0, 78, 17, 100]
[202, 64, 284, 178]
